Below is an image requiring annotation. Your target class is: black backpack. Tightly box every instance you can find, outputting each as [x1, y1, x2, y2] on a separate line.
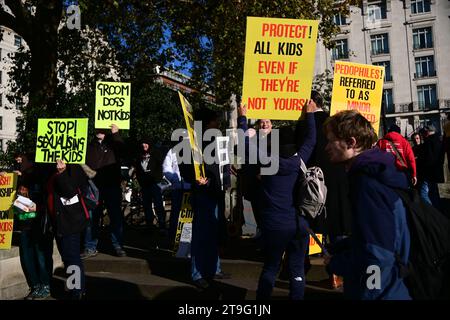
[394, 188, 450, 300]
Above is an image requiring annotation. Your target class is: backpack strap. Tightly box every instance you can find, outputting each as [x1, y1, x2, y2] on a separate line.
[300, 158, 307, 174]
[77, 188, 90, 220]
[384, 138, 407, 168]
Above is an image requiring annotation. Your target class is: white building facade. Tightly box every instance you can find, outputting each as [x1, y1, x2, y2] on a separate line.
[0, 26, 23, 152]
[315, 0, 450, 137]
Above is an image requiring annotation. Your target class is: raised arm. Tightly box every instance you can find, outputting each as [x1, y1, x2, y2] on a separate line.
[297, 100, 318, 163]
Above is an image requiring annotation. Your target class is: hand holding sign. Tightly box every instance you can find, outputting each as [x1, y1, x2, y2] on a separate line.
[238, 103, 247, 117]
[306, 99, 320, 113]
[196, 177, 208, 186]
[111, 124, 119, 134]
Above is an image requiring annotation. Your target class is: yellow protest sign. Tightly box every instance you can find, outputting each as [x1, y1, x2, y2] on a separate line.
[330, 61, 385, 133]
[178, 92, 205, 180]
[35, 119, 88, 164]
[309, 233, 323, 256]
[0, 173, 17, 213]
[0, 219, 14, 250]
[95, 81, 131, 130]
[242, 17, 319, 120]
[173, 192, 194, 254]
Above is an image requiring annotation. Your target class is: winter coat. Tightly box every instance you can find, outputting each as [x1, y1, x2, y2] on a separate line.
[86, 133, 124, 188]
[238, 113, 316, 231]
[328, 148, 411, 300]
[135, 148, 164, 188]
[376, 131, 417, 179]
[416, 134, 445, 183]
[51, 165, 89, 237]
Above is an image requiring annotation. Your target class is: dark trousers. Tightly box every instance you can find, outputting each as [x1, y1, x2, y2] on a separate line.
[19, 230, 53, 289]
[60, 233, 85, 296]
[141, 183, 166, 229]
[257, 216, 310, 300]
[169, 189, 184, 242]
[88, 186, 123, 249]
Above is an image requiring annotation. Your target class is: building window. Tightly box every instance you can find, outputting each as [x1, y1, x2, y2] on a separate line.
[332, 39, 349, 60]
[415, 56, 435, 78]
[383, 89, 394, 113]
[371, 33, 389, 55]
[367, 0, 387, 21]
[16, 97, 24, 109]
[0, 116, 2, 130]
[373, 61, 392, 82]
[14, 35, 22, 47]
[0, 139, 3, 152]
[417, 84, 437, 110]
[16, 117, 23, 132]
[413, 27, 433, 49]
[411, 0, 431, 14]
[333, 13, 347, 26]
[0, 70, 2, 85]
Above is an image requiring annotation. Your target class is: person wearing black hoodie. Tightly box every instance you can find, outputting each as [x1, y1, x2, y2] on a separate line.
[323, 110, 411, 300]
[48, 160, 89, 299]
[238, 101, 317, 300]
[84, 124, 126, 257]
[134, 137, 166, 230]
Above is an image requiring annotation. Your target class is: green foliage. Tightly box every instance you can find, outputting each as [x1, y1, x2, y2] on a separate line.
[163, 0, 360, 107]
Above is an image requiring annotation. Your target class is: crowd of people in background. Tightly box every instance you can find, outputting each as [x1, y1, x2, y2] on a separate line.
[1, 91, 449, 300]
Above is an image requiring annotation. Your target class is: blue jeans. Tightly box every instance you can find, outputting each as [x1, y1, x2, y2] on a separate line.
[419, 180, 441, 210]
[190, 193, 221, 281]
[257, 216, 310, 300]
[59, 233, 85, 297]
[19, 230, 52, 289]
[141, 184, 165, 229]
[85, 186, 123, 250]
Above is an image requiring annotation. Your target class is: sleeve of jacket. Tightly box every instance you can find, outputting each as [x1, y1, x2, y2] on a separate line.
[297, 113, 316, 164]
[54, 171, 78, 199]
[330, 174, 399, 299]
[402, 139, 417, 178]
[110, 132, 126, 157]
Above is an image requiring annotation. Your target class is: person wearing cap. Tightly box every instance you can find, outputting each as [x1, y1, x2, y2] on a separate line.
[84, 124, 126, 257]
[238, 100, 317, 300]
[134, 137, 166, 231]
[416, 124, 444, 210]
[376, 124, 417, 186]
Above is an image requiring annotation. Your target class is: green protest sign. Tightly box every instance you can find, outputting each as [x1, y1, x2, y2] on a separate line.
[95, 81, 131, 130]
[35, 118, 88, 164]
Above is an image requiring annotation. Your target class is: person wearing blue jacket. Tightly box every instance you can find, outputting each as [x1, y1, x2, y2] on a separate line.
[323, 110, 411, 300]
[237, 101, 318, 300]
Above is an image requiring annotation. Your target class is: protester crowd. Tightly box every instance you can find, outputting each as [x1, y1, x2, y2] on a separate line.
[1, 90, 449, 301]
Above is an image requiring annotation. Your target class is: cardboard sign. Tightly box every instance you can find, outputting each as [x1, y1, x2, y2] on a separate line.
[95, 81, 131, 130]
[330, 61, 385, 133]
[0, 219, 14, 250]
[173, 192, 194, 256]
[242, 17, 319, 120]
[309, 233, 323, 256]
[35, 119, 88, 164]
[178, 92, 205, 180]
[0, 173, 17, 213]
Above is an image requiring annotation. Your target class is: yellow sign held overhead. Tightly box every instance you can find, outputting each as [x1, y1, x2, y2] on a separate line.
[178, 92, 205, 180]
[95, 81, 131, 130]
[330, 61, 385, 133]
[35, 119, 88, 164]
[242, 17, 319, 120]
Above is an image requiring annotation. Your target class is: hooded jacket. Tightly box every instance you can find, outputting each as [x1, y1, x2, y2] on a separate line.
[238, 113, 316, 230]
[328, 148, 411, 300]
[86, 132, 124, 188]
[376, 131, 416, 179]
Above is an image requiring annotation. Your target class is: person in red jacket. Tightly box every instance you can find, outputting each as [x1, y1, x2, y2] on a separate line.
[376, 124, 417, 186]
